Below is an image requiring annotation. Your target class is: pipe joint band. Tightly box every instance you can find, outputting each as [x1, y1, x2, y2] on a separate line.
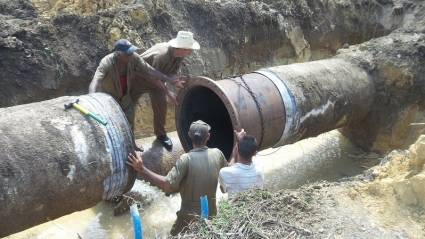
[255, 70, 298, 145]
[81, 93, 133, 200]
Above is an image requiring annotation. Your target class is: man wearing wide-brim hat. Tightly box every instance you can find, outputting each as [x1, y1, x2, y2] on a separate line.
[132, 31, 200, 151]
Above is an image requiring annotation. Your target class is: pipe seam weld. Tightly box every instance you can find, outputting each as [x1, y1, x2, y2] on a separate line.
[255, 69, 299, 145]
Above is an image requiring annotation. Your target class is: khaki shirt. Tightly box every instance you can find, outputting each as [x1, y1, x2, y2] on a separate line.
[89, 52, 154, 109]
[166, 147, 227, 216]
[141, 42, 183, 76]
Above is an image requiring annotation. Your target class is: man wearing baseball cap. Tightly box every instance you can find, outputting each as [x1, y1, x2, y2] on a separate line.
[127, 120, 227, 235]
[89, 39, 182, 128]
[131, 31, 201, 151]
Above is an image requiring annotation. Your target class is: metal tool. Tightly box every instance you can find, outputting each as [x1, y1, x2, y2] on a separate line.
[64, 99, 107, 126]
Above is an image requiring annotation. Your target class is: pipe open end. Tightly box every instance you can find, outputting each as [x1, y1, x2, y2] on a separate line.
[176, 77, 240, 160]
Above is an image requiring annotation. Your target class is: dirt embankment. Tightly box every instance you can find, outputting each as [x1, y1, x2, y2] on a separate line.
[0, 0, 416, 137]
[352, 135, 425, 231]
[338, 28, 425, 152]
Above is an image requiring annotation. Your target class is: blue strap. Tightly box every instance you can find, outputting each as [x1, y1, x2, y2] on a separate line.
[200, 195, 209, 219]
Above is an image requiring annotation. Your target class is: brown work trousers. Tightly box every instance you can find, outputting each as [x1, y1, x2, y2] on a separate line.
[130, 79, 167, 137]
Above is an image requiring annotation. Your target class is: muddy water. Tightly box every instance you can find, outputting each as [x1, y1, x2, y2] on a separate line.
[5, 130, 373, 239]
[5, 183, 226, 239]
[6, 181, 181, 239]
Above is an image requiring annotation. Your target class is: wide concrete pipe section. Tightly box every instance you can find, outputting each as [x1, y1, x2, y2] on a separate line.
[176, 58, 375, 158]
[0, 93, 136, 237]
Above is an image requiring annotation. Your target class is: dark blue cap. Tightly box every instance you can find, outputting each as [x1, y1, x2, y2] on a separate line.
[113, 39, 138, 54]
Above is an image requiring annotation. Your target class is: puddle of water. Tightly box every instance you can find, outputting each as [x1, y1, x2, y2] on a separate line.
[5, 182, 227, 239]
[5, 181, 181, 239]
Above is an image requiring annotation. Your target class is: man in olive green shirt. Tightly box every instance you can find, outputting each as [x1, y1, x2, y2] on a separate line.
[132, 31, 200, 150]
[127, 120, 227, 235]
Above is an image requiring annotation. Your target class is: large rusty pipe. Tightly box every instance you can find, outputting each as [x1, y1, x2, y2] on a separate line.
[176, 58, 375, 158]
[0, 93, 137, 237]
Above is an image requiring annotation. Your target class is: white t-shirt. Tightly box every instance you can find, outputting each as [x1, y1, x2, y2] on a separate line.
[218, 161, 264, 197]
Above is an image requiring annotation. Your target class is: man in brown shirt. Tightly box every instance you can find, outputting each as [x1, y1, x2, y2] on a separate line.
[132, 31, 200, 150]
[127, 120, 227, 235]
[89, 39, 181, 127]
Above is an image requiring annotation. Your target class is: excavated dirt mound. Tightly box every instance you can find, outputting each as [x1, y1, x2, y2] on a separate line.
[350, 135, 425, 232]
[338, 29, 425, 152]
[1, 0, 425, 142]
[1, 0, 421, 138]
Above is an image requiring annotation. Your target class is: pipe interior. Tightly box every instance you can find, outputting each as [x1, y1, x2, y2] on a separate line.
[179, 86, 234, 159]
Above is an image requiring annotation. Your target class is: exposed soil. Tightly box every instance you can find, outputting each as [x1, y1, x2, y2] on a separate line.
[1, 0, 421, 138]
[338, 28, 425, 152]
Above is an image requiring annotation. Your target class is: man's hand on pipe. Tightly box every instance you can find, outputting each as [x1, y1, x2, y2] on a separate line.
[234, 128, 246, 142]
[127, 152, 145, 173]
[171, 77, 186, 89]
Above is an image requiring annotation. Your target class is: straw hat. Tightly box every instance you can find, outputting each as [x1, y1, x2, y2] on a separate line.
[169, 31, 200, 50]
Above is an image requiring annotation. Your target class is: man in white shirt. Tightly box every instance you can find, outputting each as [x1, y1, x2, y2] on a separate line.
[219, 129, 264, 197]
